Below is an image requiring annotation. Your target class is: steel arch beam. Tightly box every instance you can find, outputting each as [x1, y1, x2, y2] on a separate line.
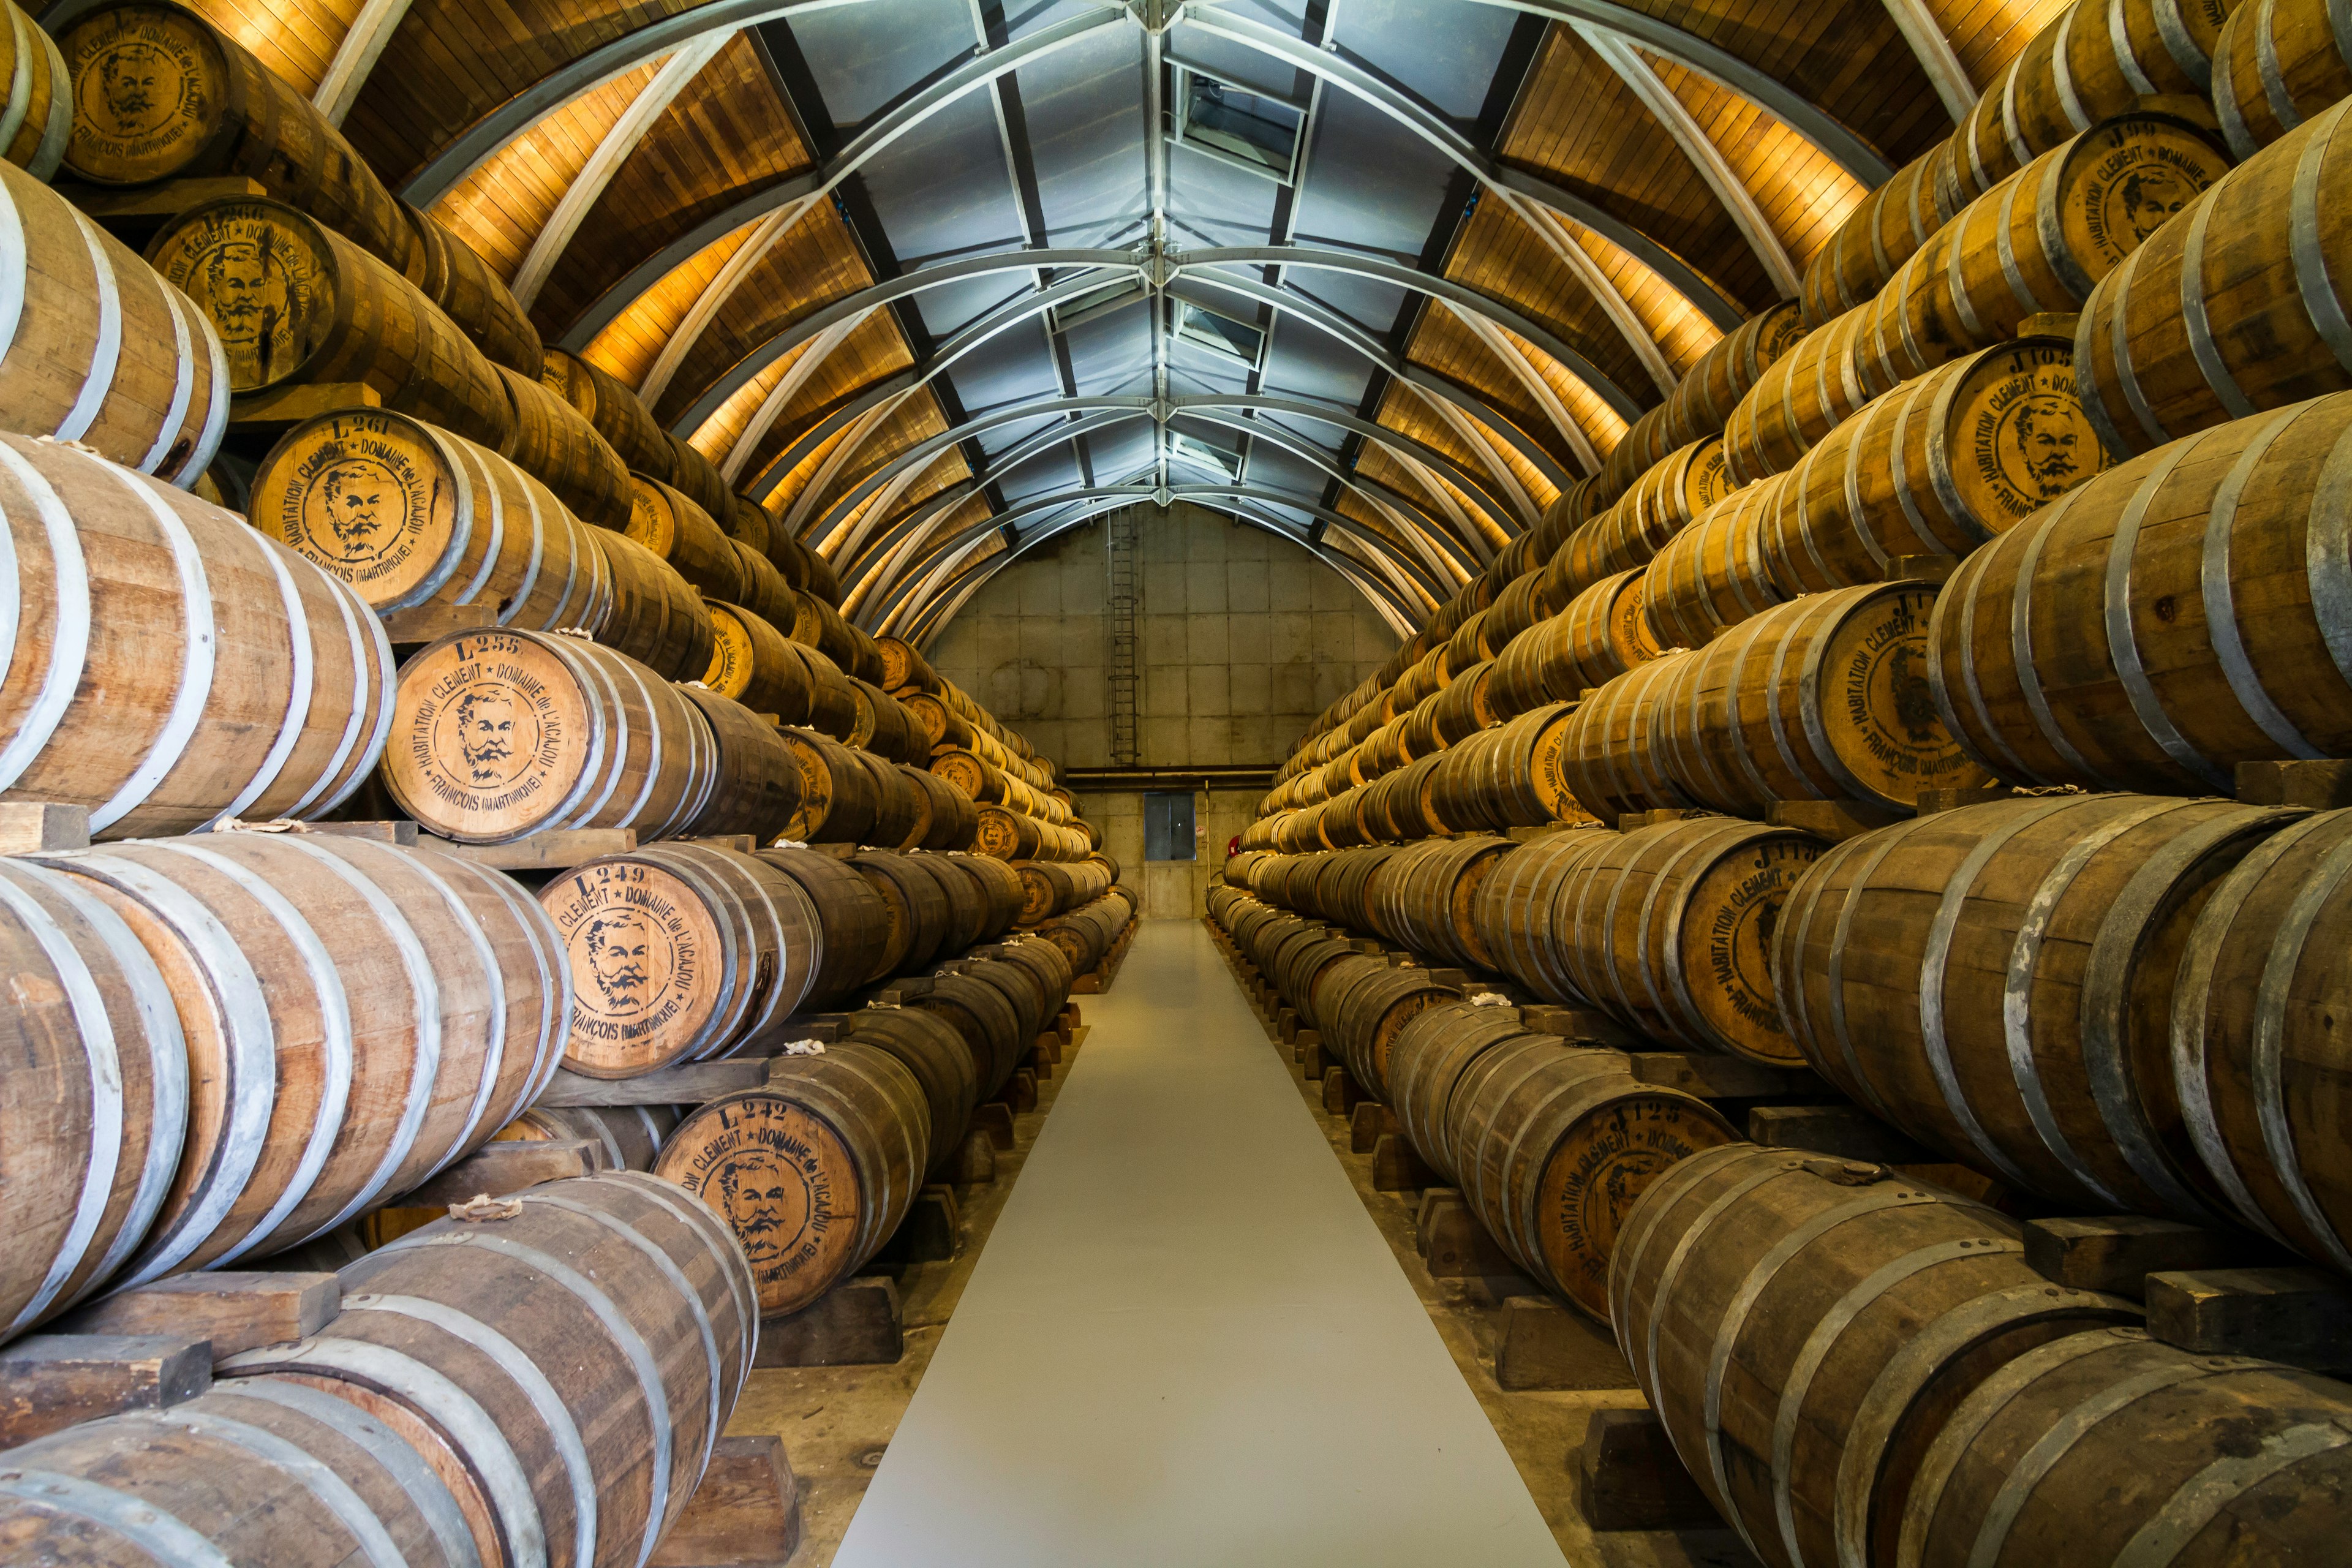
[543, 8, 1128, 345]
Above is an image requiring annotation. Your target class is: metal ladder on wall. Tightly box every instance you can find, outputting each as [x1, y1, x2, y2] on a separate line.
[1107, 504, 1140, 766]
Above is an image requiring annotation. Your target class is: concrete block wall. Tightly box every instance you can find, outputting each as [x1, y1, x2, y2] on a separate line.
[927, 503, 1397, 918]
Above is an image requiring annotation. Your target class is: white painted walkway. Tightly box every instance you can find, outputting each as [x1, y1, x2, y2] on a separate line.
[834, 920, 1568, 1567]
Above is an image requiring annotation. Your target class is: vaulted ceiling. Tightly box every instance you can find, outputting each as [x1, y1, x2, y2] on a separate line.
[117, 0, 2068, 640]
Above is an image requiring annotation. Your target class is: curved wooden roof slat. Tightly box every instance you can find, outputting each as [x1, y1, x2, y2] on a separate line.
[1441, 305, 1599, 469]
[1877, 0, 1975, 119]
[315, 0, 411, 124]
[1499, 199, 1680, 396]
[1573, 24, 1801, 298]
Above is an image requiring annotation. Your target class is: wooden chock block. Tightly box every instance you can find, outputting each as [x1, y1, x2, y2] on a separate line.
[540, 1060, 771, 1107]
[0, 803, 91, 854]
[1420, 1191, 1519, 1280]
[2237, 759, 2352, 810]
[1519, 1006, 1639, 1049]
[1748, 1104, 1931, 1165]
[1916, 785, 2017, 815]
[1765, 798, 1905, 843]
[880, 1186, 959, 1265]
[1322, 1066, 1360, 1118]
[2025, 1215, 2275, 1298]
[1035, 1031, 1063, 1066]
[754, 1277, 902, 1368]
[1007, 1068, 1039, 1112]
[972, 1101, 1016, 1151]
[1632, 1052, 1825, 1100]
[1029, 1041, 1052, 1079]
[400, 1137, 600, 1204]
[0, 1335, 211, 1446]
[2145, 1267, 2352, 1370]
[1578, 1409, 1721, 1531]
[1414, 1188, 1458, 1258]
[1371, 1132, 1433, 1192]
[1495, 1297, 1638, 1391]
[435, 826, 636, 872]
[292, 820, 418, 845]
[1349, 1100, 1400, 1154]
[1276, 1006, 1299, 1041]
[1884, 553, 1962, 586]
[55, 1272, 339, 1361]
[1302, 1038, 1329, 1080]
[947, 1128, 997, 1185]
[1072, 973, 1102, 993]
[647, 1433, 802, 1567]
[1292, 1028, 1316, 1066]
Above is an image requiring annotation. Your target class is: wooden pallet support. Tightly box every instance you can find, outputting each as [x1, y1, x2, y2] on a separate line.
[1765, 797, 1905, 843]
[971, 1101, 1016, 1151]
[2024, 1215, 2277, 1298]
[380, 602, 497, 647]
[539, 1058, 774, 1107]
[1747, 1103, 1932, 1164]
[1349, 1100, 1400, 1154]
[1416, 1190, 1518, 1279]
[1518, 1005, 1641, 1049]
[0, 1335, 213, 1446]
[55, 1272, 339, 1361]
[647, 1433, 804, 1567]
[0, 802, 91, 854]
[1371, 1132, 1432, 1191]
[947, 1128, 998, 1185]
[435, 826, 638, 872]
[754, 1277, 903, 1368]
[2144, 1266, 2352, 1371]
[1322, 1066, 1360, 1118]
[1632, 1052, 1825, 1099]
[2236, 758, 2352, 809]
[398, 1137, 600, 1204]
[1577, 1409, 1722, 1531]
[879, 1186, 959, 1265]
[1494, 1297, 1638, 1392]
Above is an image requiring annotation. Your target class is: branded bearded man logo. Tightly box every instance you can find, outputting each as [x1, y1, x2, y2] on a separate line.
[582, 910, 652, 1010]
[318, 458, 391, 554]
[202, 235, 292, 385]
[714, 1154, 797, 1268]
[454, 688, 518, 782]
[2011, 391, 2091, 499]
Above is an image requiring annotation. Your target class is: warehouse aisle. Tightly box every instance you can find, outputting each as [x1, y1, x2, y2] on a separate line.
[832, 919, 1567, 1568]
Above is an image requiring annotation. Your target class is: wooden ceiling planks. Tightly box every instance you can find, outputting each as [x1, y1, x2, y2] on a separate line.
[1403, 302, 1580, 488]
[1645, 53, 1870, 277]
[1443, 197, 1654, 406]
[182, 0, 364, 97]
[1925, 0, 2072, 91]
[705, 277, 913, 496]
[1559, 220, 1722, 381]
[429, 61, 660, 283]
[686, 334, 822, 471]
[1500, 27, 1777, 313]
[587, 222, 758, 388]
[532, 32, 815, 338]
[344, 0, 704, 189]
[1507, 326, 1632, 456]
[648, 203, 873, 428]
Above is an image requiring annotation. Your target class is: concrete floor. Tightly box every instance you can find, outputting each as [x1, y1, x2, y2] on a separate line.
[829, 920, 1570, 1568]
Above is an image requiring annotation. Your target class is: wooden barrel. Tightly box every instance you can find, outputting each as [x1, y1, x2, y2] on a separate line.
[0, 858, 183, 1340]
[590, 528, 714, 682]
[226, 1170, 756, 1568]
[1657, 582, 1992, 816]
[774, 726, 878, 845]
[945, 952, 1047, 1049]
[1659, 303, 1810, 456]
[974, 804, 1044, 861]
[0, 434, 393, 836]
[1801, 147, 1953, 329]
[539, 348, 673, 481]
[850, 849, 954, 974]
[790, 641, 862, 742]
[1722, 303, 1873, 485]
[1558, 654, 1695, 821]
[0, 0, 68, 179]
[1367, 835, 1516, 970]
[676, 685, 800, 842]
[147, 197, 511, 451]
[0, 1376, 483, 1565]
[657, 1053, 922, 1319]
[623, 474, 741, 603]
[499, 1104, 680, 1172]
[498, 365, 630, 529]
[853, 748, 922, 850]
[250, 406, 612, 628]
[1611, 1145, 2141, 1568]
[1384, 1000, 1545, 1179]
[901, 764, 978, 850]
[537, 843, 819, 1079]
[913, 852, 988, 954]
[1951, 0, 2241, 203]
[877, 635, 935, 693]
[1777, 793, 2296, 1218]
[1899, 1325, 2352, 1567]
[700, 601, 813, 725]
[854, 681, 925, 764]
[48, 833, 564, 1278]
[2214, 0, 2350, 155]
[1428, 702, 1586, 832]
[845, 1004, 978, 1174]
[1328, 964, 1465, 1102]
[400, 201, 542, 377]
[1771, 339, 2110, 595]
[2075, 97, 2352, 456]
[0, 159, 225, 484]
[725, 491, 774, 561]
[1553, 817, 1825, 1063]
[729, 539, 799, 631]
[943, 851, 1026, 942]
[2174, 807, 2352, 1270]
[1877, 115, 2230, 396]
[1468, 826, 1616, 1005]
[1638, 475, 1786, 647]
[1036, 895, 1129, 979]
[1449, 1038, 1736, 1316]
[898, 968, 1027, 1098]
[385, 628, 710, 845]
[1014, 858, 1113, 925]
[60, 2, 415, 274]
[663, 432, 735, 533]
[1583, 439, 1735, 582]
[753, 845, 894, 1005]
[1928, 391, 2352, 792]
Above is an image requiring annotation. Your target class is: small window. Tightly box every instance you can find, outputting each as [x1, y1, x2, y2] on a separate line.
[1144, 791, 1197, 861]
[1174, 301, 1265, 368]
[1166, 431, 1238, 481]
[1175, 68, 1306, 184]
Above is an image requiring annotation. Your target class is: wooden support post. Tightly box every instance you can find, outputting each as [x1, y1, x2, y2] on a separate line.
[971, 1102, 1016, 1151]
[1372, 1132, 1433, 1192]
[0, 803, 90, 854]
[948, 1128, 997, 1184]
[397, 1138, 600, 1204]
[2024, 1216, 2276, 1298]
[0, 1335, 213, 1446]
[1631, 1052, 1825, 1099]
[1417, 1191, 1518, 1279]
[647, 1433, 804, 1567]
[1322, 1066, 1360, 1118]
[1578, 1409, 1722, 1531]
[754, 1277, 903, 1367]
[55, 1273, 339, 1360]
[1748, 1104, 1932, 1164]
[2145, 1267, 2352, 1370]
[1349, 1101, 1400, 1154]
[1494, 1297, 1638, 1391]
